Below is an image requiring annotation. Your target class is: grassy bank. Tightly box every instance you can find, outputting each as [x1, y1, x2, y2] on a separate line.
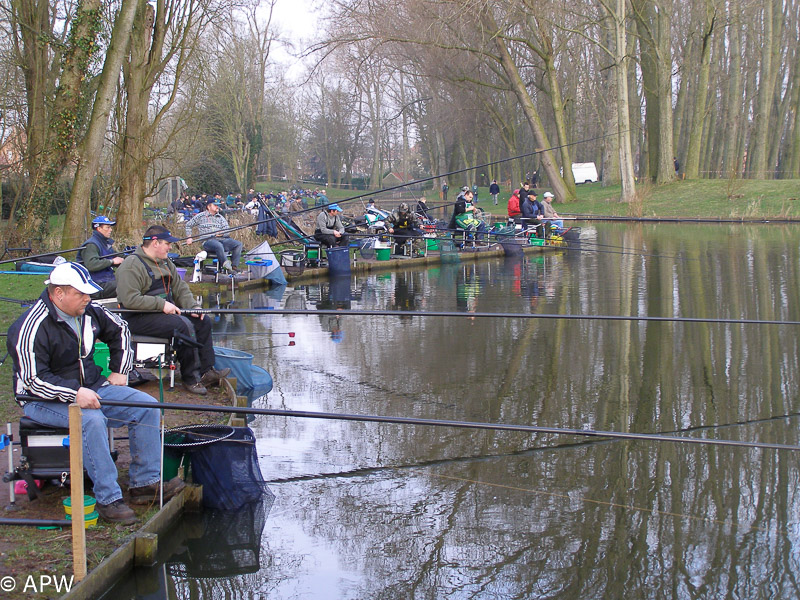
[0, 274, 48, 423]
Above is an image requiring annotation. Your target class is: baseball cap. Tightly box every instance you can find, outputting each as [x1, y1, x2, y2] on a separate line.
[45, 262, 102, 294]
[543, 192, 554, 198]
[143, 230, 180, 242]
[328, 204, 343, 212]
[92, 215, 116, 227]
[206, 198, 220, 206]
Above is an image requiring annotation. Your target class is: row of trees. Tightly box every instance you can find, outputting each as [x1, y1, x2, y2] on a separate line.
[1, 0, 799, 247]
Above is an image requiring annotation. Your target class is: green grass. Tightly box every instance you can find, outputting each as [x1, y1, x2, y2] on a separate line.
[0, 273, 48, 422]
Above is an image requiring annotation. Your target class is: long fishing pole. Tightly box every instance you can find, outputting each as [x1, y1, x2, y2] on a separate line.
[108, 306, 800, 326]
[88, 397, 800, 452]
[0, 245, 85, 268]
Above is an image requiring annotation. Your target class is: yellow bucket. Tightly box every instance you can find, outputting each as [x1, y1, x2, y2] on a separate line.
[63, 495, 96, 516]
[66, 510, 99, 528]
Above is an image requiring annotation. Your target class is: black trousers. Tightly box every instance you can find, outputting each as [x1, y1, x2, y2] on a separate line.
[314, 232, 349, 248]
[124, 313, 214, 383]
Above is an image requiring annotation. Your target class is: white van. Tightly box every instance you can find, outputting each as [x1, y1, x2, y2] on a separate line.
[571, 162, 599, 183]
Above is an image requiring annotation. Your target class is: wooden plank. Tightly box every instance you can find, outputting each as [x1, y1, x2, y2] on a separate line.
[69, 404, 87, 581]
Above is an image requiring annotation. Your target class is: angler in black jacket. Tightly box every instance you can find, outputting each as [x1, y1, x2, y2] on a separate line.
[6, 262, 184, 523]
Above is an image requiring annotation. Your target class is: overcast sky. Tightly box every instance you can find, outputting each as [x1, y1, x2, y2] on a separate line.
[271, 0, 325, 79]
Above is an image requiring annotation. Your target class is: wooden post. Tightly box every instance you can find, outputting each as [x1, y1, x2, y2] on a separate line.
[69, 404, 87, 581]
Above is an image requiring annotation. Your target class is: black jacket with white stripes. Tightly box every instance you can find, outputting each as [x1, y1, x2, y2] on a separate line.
[6, 290, 134, 404]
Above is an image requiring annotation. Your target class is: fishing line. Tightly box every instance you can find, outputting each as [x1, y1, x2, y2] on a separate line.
[434, 474, 782, 536]
[108, 306, 800, 327]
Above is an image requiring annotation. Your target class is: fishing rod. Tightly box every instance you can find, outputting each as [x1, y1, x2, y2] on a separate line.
[0, 245, 85, 268]
[108, 306, 800, 327]
[87, 397, 800, 452]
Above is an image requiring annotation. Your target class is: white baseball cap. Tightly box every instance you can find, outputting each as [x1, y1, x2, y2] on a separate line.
[543, 192, 554, 199]
[45, 262, 102, 294]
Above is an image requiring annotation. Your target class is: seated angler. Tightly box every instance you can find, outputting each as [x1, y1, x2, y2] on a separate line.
[448, 187, 487, 239]
[115, 226, 229, 395]
[6, 262, 185, 524]
[520, 187, 545, 238]
[541, 191, 564, 234]
[184, 198, 243, 273]
[314, 203, 349, 248]
[386, 202, 424, 253]
[77, 215, 124, 299]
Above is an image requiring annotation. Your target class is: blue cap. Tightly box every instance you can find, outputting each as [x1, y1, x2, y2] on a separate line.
[92, 215, 116, 227]
[143, 230, 180, 243]
[328, 204, 342, 212]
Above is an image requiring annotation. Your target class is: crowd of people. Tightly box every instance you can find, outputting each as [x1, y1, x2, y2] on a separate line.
[170, 188, 331, 220]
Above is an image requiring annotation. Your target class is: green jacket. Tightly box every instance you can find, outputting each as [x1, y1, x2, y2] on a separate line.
[115, 246, 198, 312]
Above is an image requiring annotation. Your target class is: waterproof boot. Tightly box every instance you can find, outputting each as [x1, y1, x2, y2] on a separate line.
[96, 499, 137, 524]
[201, 367, 231, 388]
[129, 477, 186, 506]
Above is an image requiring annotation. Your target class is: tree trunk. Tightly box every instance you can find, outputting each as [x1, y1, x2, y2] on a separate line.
[62, 0, 138, 249]
[613, 0, 636, 201]
[544, 53, 576, 195]
[116, 0, 154, 237]
[491, 29, 571, 202]
[748, 0, 781, 179]
[14, 0, 104, 243]
[722, 7, 744, 176]
[683, 9, 715, 179]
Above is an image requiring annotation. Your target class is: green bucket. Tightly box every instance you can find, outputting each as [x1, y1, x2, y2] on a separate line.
[375, 247, 391, 261]
[93, 342, 111, 377]
[163, 432, 189, 480]
[426, 238, 439, 250]
[307, 248, 319, 260]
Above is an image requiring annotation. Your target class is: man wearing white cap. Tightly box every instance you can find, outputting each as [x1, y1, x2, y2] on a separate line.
[541, 191, 564, 233]
[6, 262, 185, 524]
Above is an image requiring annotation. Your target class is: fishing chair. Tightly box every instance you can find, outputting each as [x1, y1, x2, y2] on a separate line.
[3, 396, 118, 501]
[304, 241, 324, 268]
[131, 334, 178, 388]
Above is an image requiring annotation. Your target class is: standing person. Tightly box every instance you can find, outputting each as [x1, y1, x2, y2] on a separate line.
[673, 157, 680, 176]
[184, 198, 243, 273]
[518, 180, 533, 207]
[530, 170, 539, 188]
[77, 216, 124, 299]
[472, 184, 479, 203]
[314, 204, 349, 248]
[442, 182, 449, 203]
[116, 226, 230, 395]
[541, 191, 564, 232]
[6, 262, 185, 523]
[489, 179, 500, 205]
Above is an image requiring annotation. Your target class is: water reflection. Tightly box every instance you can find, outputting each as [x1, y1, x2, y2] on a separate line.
[116, 224, 800, 598]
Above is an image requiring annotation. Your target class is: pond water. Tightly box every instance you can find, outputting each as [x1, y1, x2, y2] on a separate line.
[107, 223, 800, 599]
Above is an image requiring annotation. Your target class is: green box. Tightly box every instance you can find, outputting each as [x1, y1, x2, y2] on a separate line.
[426, 238, 439, 250]
[307, 248, 319, 260]
[93, 342, 111, 376]
[529, 238, 546, 246]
